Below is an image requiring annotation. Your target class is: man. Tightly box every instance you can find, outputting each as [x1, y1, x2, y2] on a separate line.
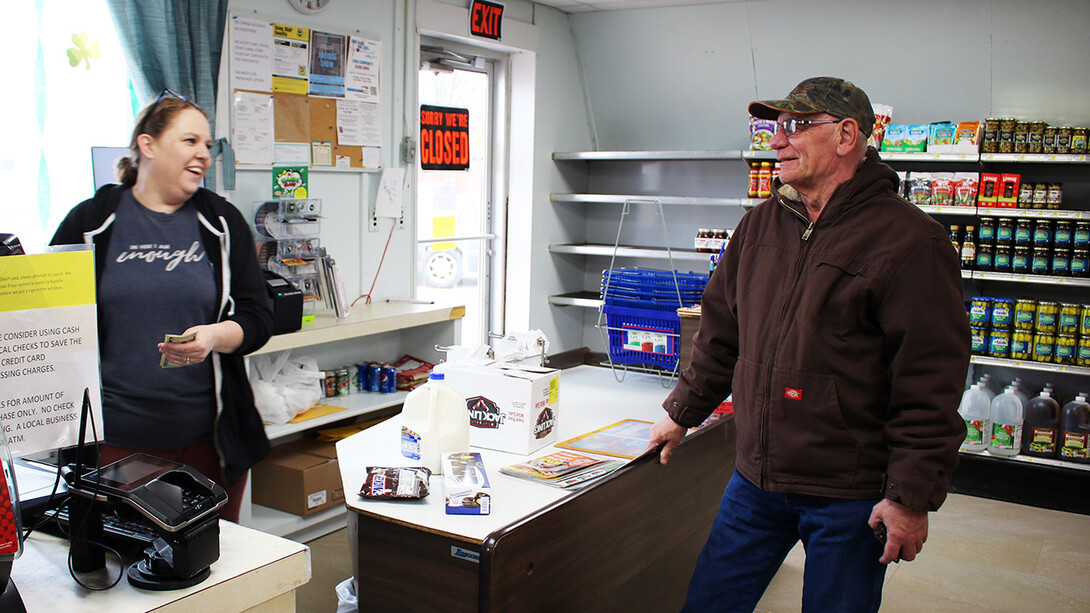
[648, 77, 970, 612]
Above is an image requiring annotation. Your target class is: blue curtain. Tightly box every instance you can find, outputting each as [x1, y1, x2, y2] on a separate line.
[106, 0, 232, 188]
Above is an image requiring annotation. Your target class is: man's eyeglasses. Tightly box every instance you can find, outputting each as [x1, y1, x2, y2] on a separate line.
[775, 118, 845, 136]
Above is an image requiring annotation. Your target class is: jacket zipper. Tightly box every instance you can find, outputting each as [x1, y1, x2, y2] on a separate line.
[758, 196, 816, 487]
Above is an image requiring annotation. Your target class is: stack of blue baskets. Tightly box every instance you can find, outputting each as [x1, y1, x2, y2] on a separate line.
[600, 268, 708, 370]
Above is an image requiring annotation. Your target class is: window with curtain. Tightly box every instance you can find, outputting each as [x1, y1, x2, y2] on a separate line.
[4, 0, 136, 252]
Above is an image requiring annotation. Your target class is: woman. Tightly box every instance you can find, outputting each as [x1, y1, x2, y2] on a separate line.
[51, 91, 273, 522]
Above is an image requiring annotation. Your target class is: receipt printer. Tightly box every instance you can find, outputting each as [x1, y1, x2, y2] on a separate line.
[264, 270, 303, 335]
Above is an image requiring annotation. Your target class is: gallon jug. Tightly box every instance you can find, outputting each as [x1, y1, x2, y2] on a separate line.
[988, 387, 1025, 456]
[400, 372, 470, 473]
[957, 384, 992, 451]
[1059, 393, 1090, 464]
[1022, 386, 1061, 458]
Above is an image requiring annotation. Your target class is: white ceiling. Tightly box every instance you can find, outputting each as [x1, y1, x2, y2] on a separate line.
[535, 0, 745, 14]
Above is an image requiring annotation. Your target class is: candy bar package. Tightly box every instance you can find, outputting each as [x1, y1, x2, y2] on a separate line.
[360, 466, 431, 500]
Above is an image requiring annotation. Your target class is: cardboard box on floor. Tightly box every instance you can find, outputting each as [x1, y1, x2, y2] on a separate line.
[252, 439, 344, 517]
[441, 361, 560, 455]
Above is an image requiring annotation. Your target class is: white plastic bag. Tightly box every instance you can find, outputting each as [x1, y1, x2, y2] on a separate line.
[335, 577, 358, 613]
[249, 351, 325, 424]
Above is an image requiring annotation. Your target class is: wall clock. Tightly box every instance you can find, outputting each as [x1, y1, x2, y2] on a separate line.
[287, 0, 331, 14]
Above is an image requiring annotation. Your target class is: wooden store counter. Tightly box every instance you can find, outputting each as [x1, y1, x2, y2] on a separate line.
[11, 520, 310, 612]
[336, 364, 735, 612]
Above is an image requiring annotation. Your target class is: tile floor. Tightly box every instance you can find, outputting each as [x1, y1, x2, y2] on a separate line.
[298, 493, 1090, 612]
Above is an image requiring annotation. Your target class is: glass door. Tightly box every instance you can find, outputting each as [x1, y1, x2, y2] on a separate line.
[416, 48, 495, 345]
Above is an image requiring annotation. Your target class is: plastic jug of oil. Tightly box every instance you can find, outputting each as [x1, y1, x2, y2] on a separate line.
[1059, 392, 1090, 464]
[957, 383, 992, 451]
[988, 386, 1025, 456]
[1022, 385, 1061, 458]
[400, 372, 469, 473]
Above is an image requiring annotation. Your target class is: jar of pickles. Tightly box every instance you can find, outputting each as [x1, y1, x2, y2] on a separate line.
[991, 298, 1015, 329]
[1015, 219, 1034, 245]
[996, 218, 1015, 245]
[1075, 222, 1090, 248]
[994, 245, 1013, 272]
[1011, 330, 1034, 360]
[1072, 127, 1088, 154]
[1014, 299, 1037, 331]
[1012, 246, 1032, 273]
[1033, 219, 1053, 246]
[1054, 221, 1074, 248]
[1056, 126, 1073, 154]
[998, 118, 1018, 153]
[982, 118, 1001, 153]
[1043, 125, 1058, 154]
[988, 328, 1011, 358]
[1078, 335, 1090, 367]
[1029, 121, 1047, 153]
[1051, 249, 1072, 276]
[978, 217, 997, 243]
[1072, 249, 1089, 277]
[1033, 333, 1056, 363]
[1047, 183, 1063, 209]
[1055, 334, 1077, 365]
[1059, 303, 1081, 334]
[1013, 121, 1031, 154]
[1031, 248, 1052, 275]
[1036, 301, 1059, 333]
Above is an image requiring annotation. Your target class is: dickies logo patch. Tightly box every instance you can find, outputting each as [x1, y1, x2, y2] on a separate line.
[784, 387, 802, 400]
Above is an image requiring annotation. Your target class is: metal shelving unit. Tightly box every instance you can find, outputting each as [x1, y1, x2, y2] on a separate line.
[550, 193, 760, 207]
[548, 243, 708, 261]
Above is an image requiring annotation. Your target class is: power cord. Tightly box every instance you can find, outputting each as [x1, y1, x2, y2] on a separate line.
[353, 218, 398, 306]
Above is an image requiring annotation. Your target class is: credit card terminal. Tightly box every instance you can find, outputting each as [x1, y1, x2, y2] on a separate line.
[65, 453, 227, 533]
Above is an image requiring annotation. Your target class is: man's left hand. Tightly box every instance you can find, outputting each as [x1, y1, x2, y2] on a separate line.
[868, 498, 928, 564]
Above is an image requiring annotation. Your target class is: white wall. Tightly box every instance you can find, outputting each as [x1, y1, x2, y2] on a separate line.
[570, 0, 1090, 150]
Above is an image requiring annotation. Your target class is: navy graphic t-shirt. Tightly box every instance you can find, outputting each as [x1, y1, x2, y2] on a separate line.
[98, 190, 218, 449]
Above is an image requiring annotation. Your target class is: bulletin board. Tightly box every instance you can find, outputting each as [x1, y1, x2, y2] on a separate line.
[227, 13, 383, 170]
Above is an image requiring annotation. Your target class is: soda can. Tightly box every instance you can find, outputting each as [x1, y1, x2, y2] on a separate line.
[380, 363, 397, 393]
[323, 370, 337, 398]
[367, 363, 382, 393]
[335, 367, 351, 396]
[352, 363, 366, 392]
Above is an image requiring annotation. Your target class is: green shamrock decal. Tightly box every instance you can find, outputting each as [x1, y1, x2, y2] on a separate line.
[67, 32, 101, 70]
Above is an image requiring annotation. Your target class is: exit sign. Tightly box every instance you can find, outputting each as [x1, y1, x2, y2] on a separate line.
[470, 0, 503, 40]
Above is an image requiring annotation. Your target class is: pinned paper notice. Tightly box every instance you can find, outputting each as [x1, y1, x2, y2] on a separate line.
[375, 167, 406, 218]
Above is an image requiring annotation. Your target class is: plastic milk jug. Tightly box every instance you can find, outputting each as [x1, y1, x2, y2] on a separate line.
[958, 384, 992, 451]
[400, 372, 469, 473]
[988, 386, 1025, 456]
[1022, 386, 1061, 458]
[1059, 393, 1090, 464]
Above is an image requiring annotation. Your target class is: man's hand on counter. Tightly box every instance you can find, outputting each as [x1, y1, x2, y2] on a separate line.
[648, 415, 688, 465]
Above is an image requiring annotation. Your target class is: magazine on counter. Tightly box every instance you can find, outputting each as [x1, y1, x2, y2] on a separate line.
[555, 419, 654, 459]
[500, 450, 626, 488]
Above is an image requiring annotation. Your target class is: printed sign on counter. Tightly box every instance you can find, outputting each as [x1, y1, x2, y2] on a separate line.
[0, 247, 102, 457]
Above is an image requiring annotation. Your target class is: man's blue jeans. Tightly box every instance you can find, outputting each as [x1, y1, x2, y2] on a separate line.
[682, 470, 887, 613]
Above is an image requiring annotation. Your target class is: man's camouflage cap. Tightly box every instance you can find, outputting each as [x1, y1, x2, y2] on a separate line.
[749, 77, 874, 137]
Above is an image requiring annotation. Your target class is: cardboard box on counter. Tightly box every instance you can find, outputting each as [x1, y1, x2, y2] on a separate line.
[442, 361, 560, 455]
[444, 452, 491, 515]
[252, 439, 344, 517]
